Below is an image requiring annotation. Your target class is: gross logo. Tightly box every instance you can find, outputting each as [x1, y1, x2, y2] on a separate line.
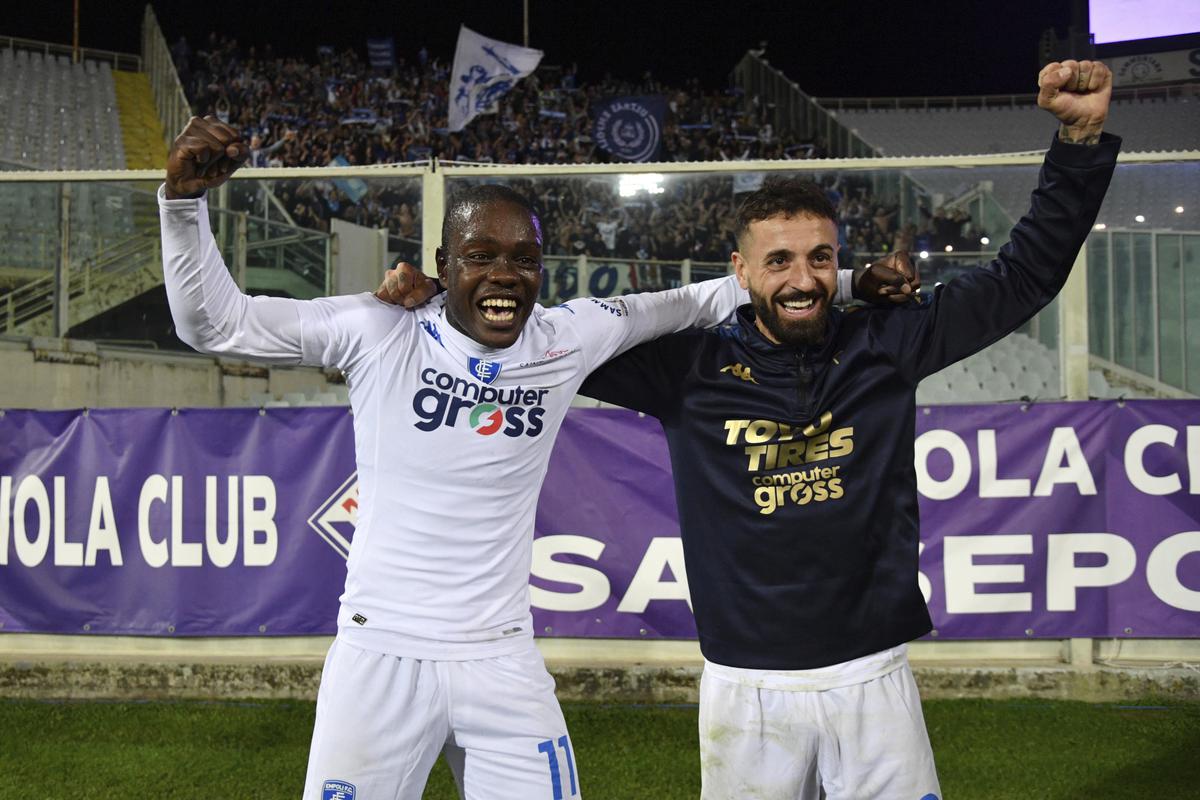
[468, 357, 503, 384]
[468, 402, 505, 435]
[421, 320, 443, 346]
[413, 368, 549, 437]
[594, 100, 662, 161]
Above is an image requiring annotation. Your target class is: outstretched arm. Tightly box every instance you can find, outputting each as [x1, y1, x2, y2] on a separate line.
[376, 260, 916, 311]
[892, 60, 1118, 381]
[161, 116, 404, 369]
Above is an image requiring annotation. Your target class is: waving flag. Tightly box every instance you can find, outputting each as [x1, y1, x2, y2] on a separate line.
[449, 25, 543, 132]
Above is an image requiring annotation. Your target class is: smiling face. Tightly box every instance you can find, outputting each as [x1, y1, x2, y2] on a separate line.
[437, 198, 544, 349]
[732, 212, 838, 347]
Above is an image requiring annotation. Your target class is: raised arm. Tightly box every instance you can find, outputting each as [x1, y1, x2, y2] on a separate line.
[161, 116, 404, 369]
[892, 60, 1118, 381]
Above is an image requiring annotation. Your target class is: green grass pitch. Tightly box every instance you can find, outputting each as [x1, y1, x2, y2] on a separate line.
[0, 698, 1197, 798]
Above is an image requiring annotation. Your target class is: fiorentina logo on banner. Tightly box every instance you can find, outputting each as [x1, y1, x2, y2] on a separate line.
[308, 473, 359, 559]
[593, 96, 667, 162]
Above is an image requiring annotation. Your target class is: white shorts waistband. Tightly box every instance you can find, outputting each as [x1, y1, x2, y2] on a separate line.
[703, 645, 908, 692]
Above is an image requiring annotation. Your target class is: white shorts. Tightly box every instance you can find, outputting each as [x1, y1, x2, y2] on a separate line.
[303, 638, 581, 800]
[699, 648, 940, 800]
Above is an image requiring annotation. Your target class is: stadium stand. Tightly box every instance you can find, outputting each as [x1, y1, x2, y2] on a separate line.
[833, 97, 1200, 156]
[914, 161, 1200, 233]
[0, 48, 125, 170]
[174, 34, 818, 169]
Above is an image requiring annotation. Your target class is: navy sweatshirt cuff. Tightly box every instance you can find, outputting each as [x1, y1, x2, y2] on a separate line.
[1046, 130, 1122, 168]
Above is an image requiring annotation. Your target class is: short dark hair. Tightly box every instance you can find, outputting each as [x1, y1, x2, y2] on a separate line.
[441, 184, 539, 249]
[733, 177, 837, 249]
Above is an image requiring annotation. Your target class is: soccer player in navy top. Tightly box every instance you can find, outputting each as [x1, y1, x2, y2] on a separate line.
[577, 60, 1117, 799]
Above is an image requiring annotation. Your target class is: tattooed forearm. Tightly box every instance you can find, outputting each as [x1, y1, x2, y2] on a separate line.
[1057, 123, 1102, 146]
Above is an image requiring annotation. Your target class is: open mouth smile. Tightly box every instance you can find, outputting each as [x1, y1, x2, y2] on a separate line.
[778, 296, 821, 319]
[478, 296, 520, 325]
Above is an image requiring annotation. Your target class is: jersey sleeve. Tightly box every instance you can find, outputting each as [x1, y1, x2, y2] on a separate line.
[879, 133, 1119, 383]
[560, 274, 745, 372]
[159, 186, 412, 372]
[579, 332, 696, 419]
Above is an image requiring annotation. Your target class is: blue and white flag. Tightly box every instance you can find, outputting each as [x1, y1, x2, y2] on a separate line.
[449, 25, 543, 132]
[592, 96, 667, 162]
[366, 37, 395, 69]
[733, 172, 765, 195]
[328, 155, 369, 204]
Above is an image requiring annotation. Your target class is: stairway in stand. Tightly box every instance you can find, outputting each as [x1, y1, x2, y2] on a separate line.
[113, 71, 166, 170]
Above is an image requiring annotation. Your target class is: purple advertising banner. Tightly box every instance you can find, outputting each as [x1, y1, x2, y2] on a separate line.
[1, 402, 1198, 639]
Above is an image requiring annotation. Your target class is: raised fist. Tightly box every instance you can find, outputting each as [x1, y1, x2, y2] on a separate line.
[855, 251, 921, 305]
[165, 116, 250, 199]
[375, 260, 440, 308]
[1037, 60, 1112, 145]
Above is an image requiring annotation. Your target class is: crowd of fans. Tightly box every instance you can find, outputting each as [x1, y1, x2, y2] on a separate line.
[171, 35, 983, 282]
[173, 34, 822, 171]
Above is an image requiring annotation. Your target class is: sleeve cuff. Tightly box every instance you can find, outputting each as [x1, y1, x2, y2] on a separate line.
[1047, 131, 1122, 168]
[157, 184, 207, 207]
[838, 268, 854, 305]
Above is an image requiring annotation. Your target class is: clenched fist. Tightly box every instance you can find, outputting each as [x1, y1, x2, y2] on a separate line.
[165, 116, 249, 199]
[855, 251, 921, 305]
[375, 261, 440, 308]
[1037, 60, 1113, 145]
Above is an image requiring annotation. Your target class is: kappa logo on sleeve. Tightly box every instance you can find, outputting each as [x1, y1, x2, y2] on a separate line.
[322, 780, 356, 800]
[420, 320, 444, 347]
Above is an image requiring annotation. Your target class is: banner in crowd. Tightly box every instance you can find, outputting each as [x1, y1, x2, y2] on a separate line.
[448, 25, 543, 132]
[592, 96, 667, 162]
[366, 37, 395, 70]
[1, 402, 1197, 639]
[1100, 47, 1200, 87]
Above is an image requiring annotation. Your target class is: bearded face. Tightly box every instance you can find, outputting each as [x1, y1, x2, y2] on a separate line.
[732, 212, 839, 348]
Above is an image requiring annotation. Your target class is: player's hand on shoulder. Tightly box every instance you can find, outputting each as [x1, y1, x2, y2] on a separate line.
[1038, 60, 1112, 145]
[375, 261, 441, 308]
[165, 116, 249, 199]
[854, 251, 921, 305]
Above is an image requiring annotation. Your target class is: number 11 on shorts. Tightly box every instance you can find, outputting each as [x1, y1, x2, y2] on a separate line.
[537, 735, 578, 798]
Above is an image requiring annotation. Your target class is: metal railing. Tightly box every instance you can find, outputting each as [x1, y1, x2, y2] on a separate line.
[816, 82, 1200, 111]
[0, 35, 141, 71]
[1087, 228, 1200, 395]
[732, 51, 878, 159]
[140, 5, 192, 151]
[0, 148, 1196, 397]
[0, 228, 160, 335]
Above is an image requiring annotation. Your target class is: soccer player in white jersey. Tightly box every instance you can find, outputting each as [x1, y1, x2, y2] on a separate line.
[159, 115, 861, 800]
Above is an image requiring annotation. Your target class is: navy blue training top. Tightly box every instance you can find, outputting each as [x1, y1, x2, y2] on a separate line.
[581, 133, 1120, 669]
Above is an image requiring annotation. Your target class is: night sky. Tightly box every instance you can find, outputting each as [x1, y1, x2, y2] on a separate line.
[6, 0, 1075, 97]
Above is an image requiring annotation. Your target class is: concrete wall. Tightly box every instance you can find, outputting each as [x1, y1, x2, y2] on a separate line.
[1, 335, 337, 408]
[1, 634, 1197, 702]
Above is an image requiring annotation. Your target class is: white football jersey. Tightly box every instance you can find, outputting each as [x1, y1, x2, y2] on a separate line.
[160, 187, 752, 659]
